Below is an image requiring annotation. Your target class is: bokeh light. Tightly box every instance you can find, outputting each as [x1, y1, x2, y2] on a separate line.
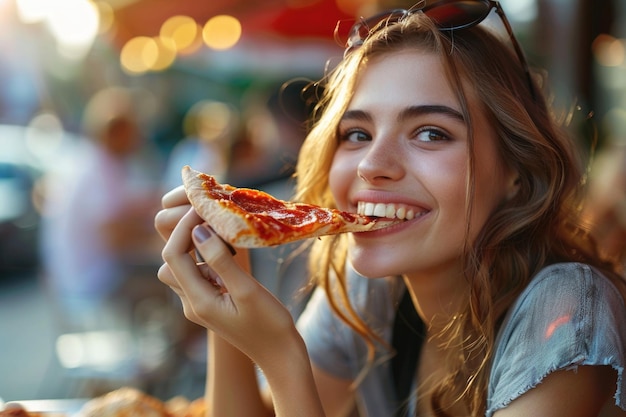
[15, 0, 50, 23]
[93, 0, 115, 34]
[15, 0, 100, 59]
[202, 15, 242, 51]
[25, 112, 65, 165]
[160, 15, 202, 53]
[120, 36, 156, 74]
[47, 0, 99, 59]
[150, 36, 177, 71]
[593, 34, 626, 68]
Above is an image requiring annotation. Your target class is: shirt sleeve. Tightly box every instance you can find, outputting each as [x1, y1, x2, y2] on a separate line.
[296, 270, 401, 381]
[487, 262, 626, 416]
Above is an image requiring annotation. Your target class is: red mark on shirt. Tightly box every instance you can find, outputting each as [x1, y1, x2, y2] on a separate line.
[544, 314, 572, 340]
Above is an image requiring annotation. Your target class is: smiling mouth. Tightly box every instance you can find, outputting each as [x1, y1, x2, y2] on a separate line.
[357, 202, 428, 220]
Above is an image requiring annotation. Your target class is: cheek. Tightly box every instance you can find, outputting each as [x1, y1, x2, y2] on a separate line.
[328, 153, 355, 211]
[469, 165, 511, 236]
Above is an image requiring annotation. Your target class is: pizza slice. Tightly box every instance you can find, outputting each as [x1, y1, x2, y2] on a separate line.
[182, 166, 403, 248]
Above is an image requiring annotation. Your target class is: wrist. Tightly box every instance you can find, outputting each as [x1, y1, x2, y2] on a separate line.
[257, 331, 325, 417]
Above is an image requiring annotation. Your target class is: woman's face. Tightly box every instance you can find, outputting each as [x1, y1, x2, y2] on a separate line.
[329, 50, 518, 282]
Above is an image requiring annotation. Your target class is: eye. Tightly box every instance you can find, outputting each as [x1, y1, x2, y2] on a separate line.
[339, 128, 371, 143]
[415, 128, 450, 142]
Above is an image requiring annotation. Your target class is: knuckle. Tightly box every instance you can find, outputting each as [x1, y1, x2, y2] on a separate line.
[160, 192, 170, 208]
[181, 305, 197, 322]
[154, 209, 177, 241]
[184, 303, 207, 326]
[154, 209, 167, 229]
[160, 244, 178, 264]
[156, 264, 170, 283]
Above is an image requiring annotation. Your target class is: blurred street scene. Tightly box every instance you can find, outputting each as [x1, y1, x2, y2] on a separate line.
[1, 0, 625, 405]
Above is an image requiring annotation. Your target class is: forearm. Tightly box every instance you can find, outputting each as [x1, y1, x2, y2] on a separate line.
[207, 330, 272, 417]
[258, 330, 326, 417]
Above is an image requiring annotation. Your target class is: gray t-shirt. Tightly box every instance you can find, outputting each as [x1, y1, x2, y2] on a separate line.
[297, 263, 626, 417]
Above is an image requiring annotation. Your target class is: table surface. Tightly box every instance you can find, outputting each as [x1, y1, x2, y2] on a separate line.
[3, 399, 87, 415]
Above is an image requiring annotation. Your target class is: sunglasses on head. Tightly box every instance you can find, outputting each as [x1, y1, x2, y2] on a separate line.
[344, 0, 535, 100]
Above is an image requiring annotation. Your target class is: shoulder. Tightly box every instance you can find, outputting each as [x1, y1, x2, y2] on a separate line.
[507, 263, 625, 333]
[487, 262, 626, 415]
[516, 262, 618, 296]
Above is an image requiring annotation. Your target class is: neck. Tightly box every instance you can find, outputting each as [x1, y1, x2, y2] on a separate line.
[403, 268, 468, 335]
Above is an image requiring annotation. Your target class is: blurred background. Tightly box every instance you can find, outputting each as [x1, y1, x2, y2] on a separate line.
[0, 0, 625, 405]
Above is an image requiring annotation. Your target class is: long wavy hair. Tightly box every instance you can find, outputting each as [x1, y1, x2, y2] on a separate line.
[294, 11, 623, 417]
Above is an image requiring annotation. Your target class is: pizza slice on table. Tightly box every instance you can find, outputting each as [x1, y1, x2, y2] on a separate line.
[182, 166, 403, 248]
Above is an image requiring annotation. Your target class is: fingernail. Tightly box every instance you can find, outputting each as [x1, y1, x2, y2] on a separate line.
[193, 224, 212, 242]
[193, 225, 236, 256]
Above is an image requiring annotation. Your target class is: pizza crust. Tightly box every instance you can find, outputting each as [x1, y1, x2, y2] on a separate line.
[182, 166, 401, 248]
[78, 387, 169, 417]
[183, 167, 263, 246]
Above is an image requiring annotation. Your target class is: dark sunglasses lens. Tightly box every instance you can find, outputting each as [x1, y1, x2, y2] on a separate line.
[424, 0, 492, 29]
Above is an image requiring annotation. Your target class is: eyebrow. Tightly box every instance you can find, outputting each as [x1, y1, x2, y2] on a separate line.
[341, 104, 466, 124]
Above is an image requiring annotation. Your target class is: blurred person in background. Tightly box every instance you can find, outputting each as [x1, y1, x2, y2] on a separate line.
[39, 86, 162, 333]
[583, 141, 626, 270]
[162, 100, 238, 191]
[227, 81, 311, 188]
[226, 93, 281, 187]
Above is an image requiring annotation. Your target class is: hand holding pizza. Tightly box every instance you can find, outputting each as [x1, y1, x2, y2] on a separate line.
[156, 189, 302, 368]
[156, 184, 325, 417]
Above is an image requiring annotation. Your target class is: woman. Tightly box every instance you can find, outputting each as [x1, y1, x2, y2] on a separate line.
[155, 2, 626, 416]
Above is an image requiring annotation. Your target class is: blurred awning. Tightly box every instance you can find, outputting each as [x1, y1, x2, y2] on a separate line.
[107, 0, 363, 48]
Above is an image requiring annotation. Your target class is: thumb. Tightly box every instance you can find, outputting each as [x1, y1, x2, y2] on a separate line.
[193, 224, 237, 257]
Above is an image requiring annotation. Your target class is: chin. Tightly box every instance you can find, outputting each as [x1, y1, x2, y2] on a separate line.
[348, 247, 403, 278]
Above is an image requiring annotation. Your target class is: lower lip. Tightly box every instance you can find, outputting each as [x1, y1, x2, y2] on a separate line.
[356, 213, 428, 239]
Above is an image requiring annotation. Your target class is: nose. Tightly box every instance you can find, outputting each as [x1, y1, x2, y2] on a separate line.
[357, 136, 405, 183]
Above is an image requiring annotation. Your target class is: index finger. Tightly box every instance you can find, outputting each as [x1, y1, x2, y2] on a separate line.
[161, 185, 189, 209]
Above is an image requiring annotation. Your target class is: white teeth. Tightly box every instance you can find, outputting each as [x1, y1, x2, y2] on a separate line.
[357, 201, 424, 220]
[385, 205, 396, 218]
[373, 203, 387, 217]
